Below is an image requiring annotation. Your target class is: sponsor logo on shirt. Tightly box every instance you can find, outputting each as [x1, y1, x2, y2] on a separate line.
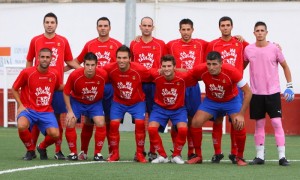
[82, 86, 98, 101]
[95, 51, 111, 67]
[138, 53, 155, 69]
[209, 84, 225, 99]
[35, 86, 51, 106]
[221, 48, 237, 67]
[179, 51, 196, 70]
[117, 82, 133, 99]
[162, 88, 178, 105]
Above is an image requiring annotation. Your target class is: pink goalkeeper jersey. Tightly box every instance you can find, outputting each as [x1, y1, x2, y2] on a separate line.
[130, 37, 167, 69]
[103, 62, 151, 106]
[206, 37, 248, 74]
[13, 67, 60, 112]
[64, 68, 108, 104]
[76, 37, 122, 68]
[244, 42, 285, 95]
[151, 70, 197, 110]
[167, 38, 208, 70]
[190, 63, 242, 102]
[26, 34, 73, 84]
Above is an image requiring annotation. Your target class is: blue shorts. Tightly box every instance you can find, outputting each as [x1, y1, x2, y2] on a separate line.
[185, 83, 201, 117]
[142, 82, 155, 113]
[70, 97, 104, 120]
[17, 108, 58, 136]
[199, 96, 241, 121]
[103, 83, 113, 116]
[110, 101, 146, 121]
[52, 91, 67, 114]
[150, 104, 188, 132]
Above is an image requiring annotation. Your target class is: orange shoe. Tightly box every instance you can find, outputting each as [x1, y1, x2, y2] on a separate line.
[107, 153, 120, 162]
[236, 157, 247, 166]
[187, 156, 202, 164]
[136, 152, 147, 163]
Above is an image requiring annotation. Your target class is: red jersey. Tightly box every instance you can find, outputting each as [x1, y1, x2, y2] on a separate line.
[166, 38, 208, 70]
[130, 37, 167, 69]
[151, 70, 197, 110]
[13, 67, 60, 112]
[103, 62, 151, 106]
[26, 33, 73, 84]
[190, 63, 242, 102]
[64, 68, 108, 104]
[205, 37, 249, 74]
[77, 38, 122, 68]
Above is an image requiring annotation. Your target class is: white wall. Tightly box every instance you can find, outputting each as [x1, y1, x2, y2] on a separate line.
[1, 2, 300, 92]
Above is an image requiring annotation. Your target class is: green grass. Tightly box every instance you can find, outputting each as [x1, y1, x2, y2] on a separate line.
[0, 127, 299, 179]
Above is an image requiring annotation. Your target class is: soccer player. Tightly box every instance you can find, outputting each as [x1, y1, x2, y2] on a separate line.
[72, 17, 122, 160]
[26, 12, 80, 160]
[103, 45, 151, 163]
[63, 52, 108, 161]
[148, 55, 197, 164]
[130, 16, 167, 161]
[166, 18, 207, 160]
[244, 21, 293, 166]
[205, 16, 249, 164]
[12, 48, 63, 160]
[187, 51, 252, 166]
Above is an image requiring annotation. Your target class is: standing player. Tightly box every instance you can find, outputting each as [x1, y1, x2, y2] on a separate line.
[130, 16, 167, 161]
[26, 12, 80, 160]
[72, 17, 122, 160]
[244, 21, 293, 166]
[166, 18, 207, 160]
[148, 55, 197, 164]
[63, 52, 108, 161]
[12, 48, 63, 160]
[187, 51, 252, 166]
[205, 16, 249, 164]
[103, 45, 151, 163]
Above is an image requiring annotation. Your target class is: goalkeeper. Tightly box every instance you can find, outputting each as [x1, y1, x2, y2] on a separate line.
[244, 21, 294, 166]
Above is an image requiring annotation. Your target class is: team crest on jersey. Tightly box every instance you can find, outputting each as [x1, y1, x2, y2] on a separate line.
[176, 82, 180, 86]
[235, 43, 239, 47]
[49, 78, 52, 82]
[97, 81, 100, 85]
[152, 46, 156, 50]
[194, 45, 197, 49]
[57, 43, 60, 47]
[222, 79, 226, 83]
[132, 76, 136, 80]
[110, 45, 113, 49]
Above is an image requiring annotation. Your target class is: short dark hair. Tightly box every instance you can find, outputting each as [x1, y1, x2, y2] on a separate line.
[44, 12, 57, 24]
[39, 47, 52, 55]
[254, 21, 267, 30]
[179, 18, 193, 29]
[219, 16, 232, 27]
[97, 17, 111, 26]
[206, 51, 222, 63]
[161, 54, 176, 66]
[83, 52, 98, 64]
[116, 45, 131, 58]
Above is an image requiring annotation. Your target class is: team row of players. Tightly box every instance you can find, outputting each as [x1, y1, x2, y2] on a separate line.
[13, 12, 293, 166]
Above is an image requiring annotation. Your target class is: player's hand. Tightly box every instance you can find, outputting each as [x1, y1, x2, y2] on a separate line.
[235, 35, 244, 42]
[66, 112, 76, 127]
[283, 82, 294, 102]
[17, 104, 28, 116]
[233, 114, 244, 131]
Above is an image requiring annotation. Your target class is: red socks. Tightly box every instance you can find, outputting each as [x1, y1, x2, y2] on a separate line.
[81, 124, 94, 154]
[18, 129, 35, 151]
[173, 127, 188, 157]
[30, 124, 40, 147]
[135, 120, 146, 154]
[212, 122, 223, 154]
[190, 127, 203, 158]
[94, 126, 106, 155]
[148, 126, 167, 157]
[65, 127, 77, 154]
[55, 119, 63, 153]
[109, 121, 120, 155]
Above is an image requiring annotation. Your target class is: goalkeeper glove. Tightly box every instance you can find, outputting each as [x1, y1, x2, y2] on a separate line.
[283, 82, 294, 102]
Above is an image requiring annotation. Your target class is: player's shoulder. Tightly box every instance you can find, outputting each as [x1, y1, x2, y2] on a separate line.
[152, 37, 166, 44]
[85, 38, 98, 44]
[30, 34, 44, 41]
[192, 38, 208, 44]
[167, 38, 181, 45]
[55, 34, 69, 41]
[108, 37, 122, 46]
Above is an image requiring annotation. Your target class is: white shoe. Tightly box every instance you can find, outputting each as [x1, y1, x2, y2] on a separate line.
[171, 156, 185, 164]
[78, 151, 87, 160]
[151, 155, 169, 163]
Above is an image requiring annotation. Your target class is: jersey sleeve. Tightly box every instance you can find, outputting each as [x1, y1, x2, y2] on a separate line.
[12, 69, 27, 90]
[26, 38, 36, 62]
[64, 38, 74, 62]
[76, 43, 89, 63]
[63, 71, 74, 95]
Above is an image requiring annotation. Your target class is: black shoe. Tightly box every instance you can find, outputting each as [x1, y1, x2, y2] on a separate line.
[67, 153, 78, 160]
[23, 150, 36, 160]
[188, 153, 197, 160]
[228, 154, 237, 164]
[37, 145, 48, 160]
[279, 157, 290, 166]
[94, 153, 105, 161]
[211, 153, 224, 163]
[54, 151, 66, 160]
[249, 157, 265, 165]
[148, 152, 158, 162]
[133, 151, 146, 162]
